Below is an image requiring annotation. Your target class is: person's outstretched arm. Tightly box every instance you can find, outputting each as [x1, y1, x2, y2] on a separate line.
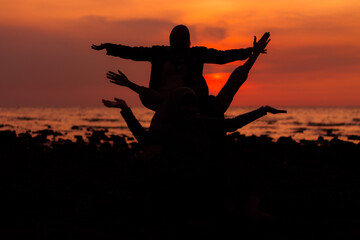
[202, 47, 253, 64]
[224, 106, 286, 132]
[202, 33, 268, 64]
[226, 32, 270, 83]
[213, 32, 271, 113]
[201, 106, 286, 132]
[107, 70, 143, 94]
[92, 43, 153, 61]
[243, 32, 271, 71]
[102, 98, 146, 143]
[106, 70, 164, 111]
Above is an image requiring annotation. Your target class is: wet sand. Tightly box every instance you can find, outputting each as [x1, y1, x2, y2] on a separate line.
[2, 129, 360, 239]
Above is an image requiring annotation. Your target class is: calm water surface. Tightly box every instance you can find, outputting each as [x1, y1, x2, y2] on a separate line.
[1, 107, 359, 143]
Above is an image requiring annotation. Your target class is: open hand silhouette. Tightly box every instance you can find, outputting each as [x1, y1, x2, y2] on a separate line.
[102, 98, 128, 109]
[107, 70, 130, 86]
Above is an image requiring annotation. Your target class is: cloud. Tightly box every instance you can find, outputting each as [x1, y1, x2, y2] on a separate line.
[65, 16, 229, 46]
[258, 44, 360, 77]
[1, 10, 359, 107]
[189, 25, 228, 43]
[0, 24, 151, 106]
[63, 16, 174, 46]
[0, 20, 230, 107]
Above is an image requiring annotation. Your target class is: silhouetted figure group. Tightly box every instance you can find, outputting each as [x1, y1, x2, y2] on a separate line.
[92, 24, 286, 237]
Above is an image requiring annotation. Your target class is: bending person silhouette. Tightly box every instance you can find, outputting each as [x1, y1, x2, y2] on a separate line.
[92, 25, 260, 101]
[102, 89, 285, 147]
[105, 32, 270, 116]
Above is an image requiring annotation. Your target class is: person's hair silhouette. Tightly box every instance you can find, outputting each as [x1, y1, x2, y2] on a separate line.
[169, 25, 190, 49]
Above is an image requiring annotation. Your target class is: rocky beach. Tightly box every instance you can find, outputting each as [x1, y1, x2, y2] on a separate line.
[2, 128, 360, 239]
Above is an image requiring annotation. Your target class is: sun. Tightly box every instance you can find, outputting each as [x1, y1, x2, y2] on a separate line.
[204, 72, 230, 93]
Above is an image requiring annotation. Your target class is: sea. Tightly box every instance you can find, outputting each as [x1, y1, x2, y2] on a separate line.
[1, 107, 360, 143]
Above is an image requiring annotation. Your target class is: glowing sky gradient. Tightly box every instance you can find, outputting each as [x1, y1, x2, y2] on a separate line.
[1, 0, 359, 107]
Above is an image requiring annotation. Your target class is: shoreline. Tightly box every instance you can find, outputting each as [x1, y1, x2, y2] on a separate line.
[1, 106, 360, 146]
[1, 125, 360, 144]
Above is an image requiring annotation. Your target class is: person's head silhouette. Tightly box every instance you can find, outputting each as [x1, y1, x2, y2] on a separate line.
[170, 25, 191, 49]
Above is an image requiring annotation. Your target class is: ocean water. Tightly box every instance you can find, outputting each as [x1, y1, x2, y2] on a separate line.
[1, 107, 360, 143]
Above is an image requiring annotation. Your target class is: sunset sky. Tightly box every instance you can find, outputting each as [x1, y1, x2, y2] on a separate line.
[1, 0, 359, 107]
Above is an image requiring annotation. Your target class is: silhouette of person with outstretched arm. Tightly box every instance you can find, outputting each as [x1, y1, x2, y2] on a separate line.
[105, 32, 271, 117]
[92, 25, 261, 99]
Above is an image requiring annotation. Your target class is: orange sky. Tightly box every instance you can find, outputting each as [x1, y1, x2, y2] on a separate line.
[0, 0, 360, 107]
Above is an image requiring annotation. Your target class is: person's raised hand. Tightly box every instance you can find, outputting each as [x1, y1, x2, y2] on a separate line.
[253, 32, 271, 54]
[107, 70, 129, 86]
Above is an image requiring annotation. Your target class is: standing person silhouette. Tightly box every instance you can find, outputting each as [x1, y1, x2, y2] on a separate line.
[92, 25, 261, 111]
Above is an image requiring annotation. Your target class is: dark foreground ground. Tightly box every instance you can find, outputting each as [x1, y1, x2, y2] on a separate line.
[1, 129, 360, 239]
